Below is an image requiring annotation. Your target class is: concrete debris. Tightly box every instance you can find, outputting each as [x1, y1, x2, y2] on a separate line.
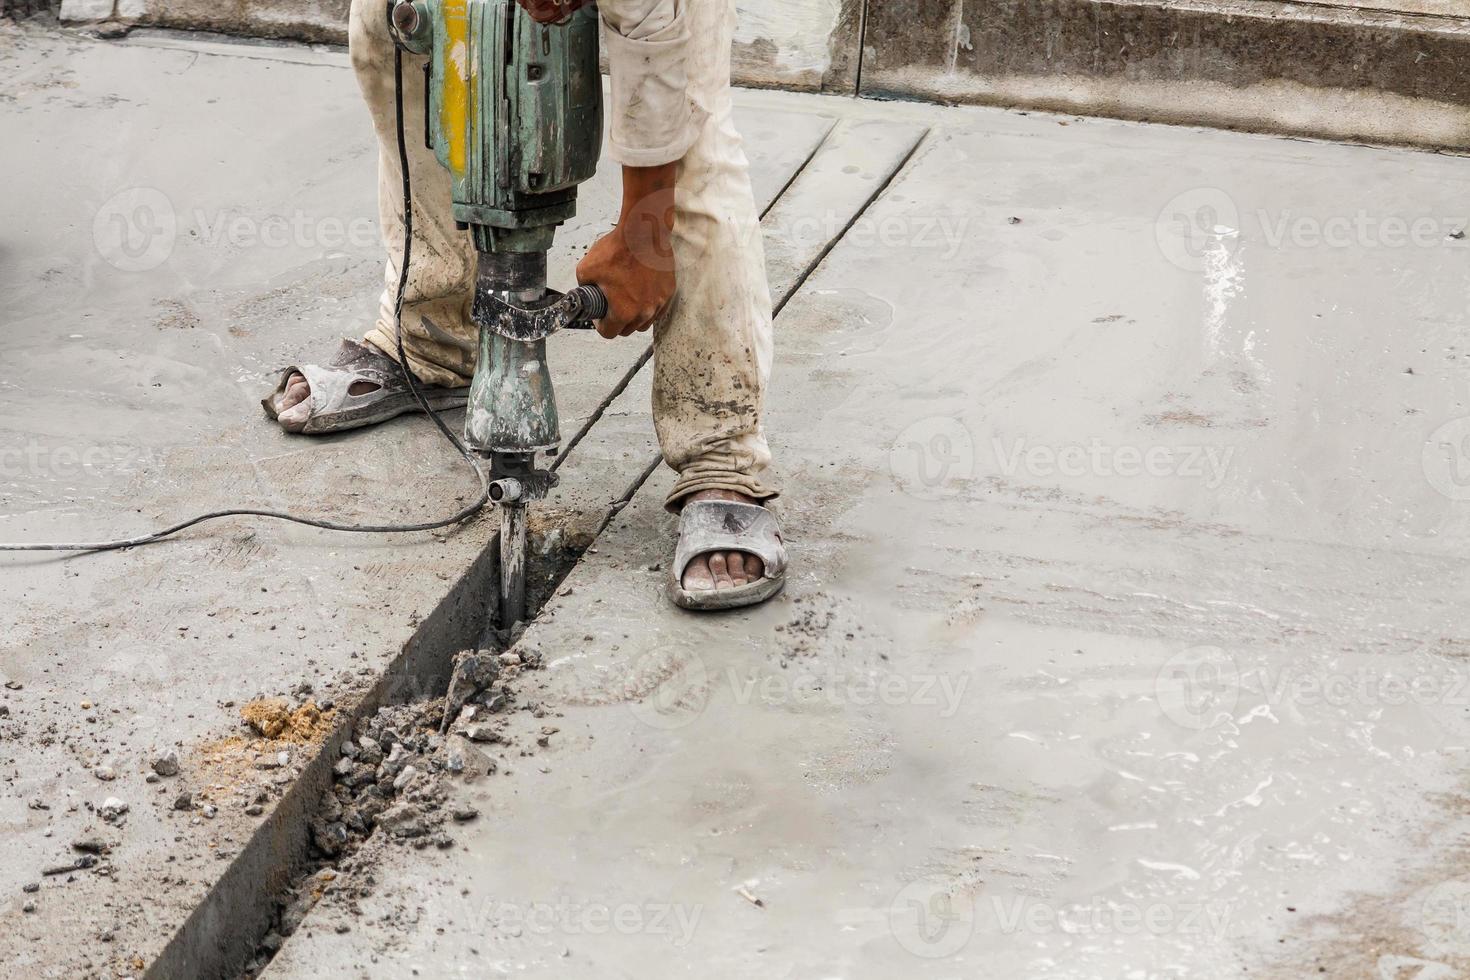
[151, 749, 181, 777]
[735, 885, 765, 909]
[278, 869, 336, 937]
[376, 802, 429, 839]
[462, 723, 502, 744]
[43, 855, 98, 876]
[307, 650, 534, 859]
[439, 649, 502, 735]
[97, 798, 128, 823]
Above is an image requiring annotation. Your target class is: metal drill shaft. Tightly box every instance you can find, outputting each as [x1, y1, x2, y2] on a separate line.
[499, 501, 528, 633]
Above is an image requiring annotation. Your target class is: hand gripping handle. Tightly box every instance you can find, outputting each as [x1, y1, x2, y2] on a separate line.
[473, 284, 610, 342]
[562, 284, 608, 328]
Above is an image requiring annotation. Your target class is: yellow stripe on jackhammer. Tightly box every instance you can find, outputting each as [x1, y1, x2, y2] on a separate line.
[441, 0, 469, 178]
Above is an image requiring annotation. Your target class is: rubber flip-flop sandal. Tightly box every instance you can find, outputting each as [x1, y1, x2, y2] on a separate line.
[262, 339, 469, 435]
[668, 500, 788, 612]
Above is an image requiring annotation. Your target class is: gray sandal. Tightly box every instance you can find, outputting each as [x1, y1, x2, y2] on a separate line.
[261, 339, 469, 435]
[668, 500, 788, 611]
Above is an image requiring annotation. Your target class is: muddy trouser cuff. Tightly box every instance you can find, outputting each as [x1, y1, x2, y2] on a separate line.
[361, 328, 474, 390]
[666, 451, 780, 513]
[650, 0, 779, 517]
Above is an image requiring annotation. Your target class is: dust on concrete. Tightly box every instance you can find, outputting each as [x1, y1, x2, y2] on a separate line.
[1261, 785, 1470, 978]
[239, 698, 333, 743]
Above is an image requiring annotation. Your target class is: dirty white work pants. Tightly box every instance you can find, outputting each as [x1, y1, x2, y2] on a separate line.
[348, 0, 778, 508]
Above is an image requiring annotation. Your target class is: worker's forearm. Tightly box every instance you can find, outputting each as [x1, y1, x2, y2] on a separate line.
[616, 161, 677, 279]
[621, 162, 677, 230]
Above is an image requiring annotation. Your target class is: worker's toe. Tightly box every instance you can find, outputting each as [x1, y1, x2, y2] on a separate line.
[683, 555, 717, 592]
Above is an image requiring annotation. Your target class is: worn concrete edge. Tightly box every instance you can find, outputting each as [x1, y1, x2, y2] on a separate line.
[861, 0, 1470, 152]
[143, 522, 500, 980]
[861, 70, 1470, 154]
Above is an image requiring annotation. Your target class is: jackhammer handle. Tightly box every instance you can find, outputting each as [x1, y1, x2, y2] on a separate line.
[563, 284, 608, 329]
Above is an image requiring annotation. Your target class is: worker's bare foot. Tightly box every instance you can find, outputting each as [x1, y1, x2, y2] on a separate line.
[271, 372, 385, 429]
[680, 489, 766, 592]
[261, 340, 469, 435]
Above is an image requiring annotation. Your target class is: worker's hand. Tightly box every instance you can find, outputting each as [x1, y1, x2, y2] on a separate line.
[578, 162, 678, 339]
[515, 0, 591, 24]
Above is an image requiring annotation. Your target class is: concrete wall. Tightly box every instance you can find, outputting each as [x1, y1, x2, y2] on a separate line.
[731, 0, 864, 94]
[858, 0, 1470, 150]
[52, 0, 1470, 150]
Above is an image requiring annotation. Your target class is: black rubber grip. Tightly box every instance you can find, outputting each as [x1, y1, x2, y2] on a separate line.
[567, 284, 608, 323]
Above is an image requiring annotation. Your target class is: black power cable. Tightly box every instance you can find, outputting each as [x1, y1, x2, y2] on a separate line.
[0, 44, 491, 554]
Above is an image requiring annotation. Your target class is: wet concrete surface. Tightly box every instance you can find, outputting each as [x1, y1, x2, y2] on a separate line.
[7, 16, 1470, 980]
[268, 84, 1470, 978]
[0, 24, 838, 977]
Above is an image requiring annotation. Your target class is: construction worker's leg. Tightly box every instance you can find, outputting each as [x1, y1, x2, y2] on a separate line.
[349, 0, 477, 387]
[652, 0, 778, 510]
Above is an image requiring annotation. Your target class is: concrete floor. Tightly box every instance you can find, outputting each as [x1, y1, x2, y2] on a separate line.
[7, 19, 1470, 980]
[261, 96, 1470, 978]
